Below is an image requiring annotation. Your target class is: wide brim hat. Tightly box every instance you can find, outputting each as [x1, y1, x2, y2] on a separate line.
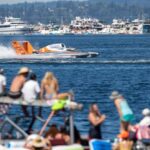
[142, 108, 150, 116]
[18, 67, 29, 74]
[32, 136, 46, 148]
[110, 91, 122, 100]
[0, 68, 4, 74]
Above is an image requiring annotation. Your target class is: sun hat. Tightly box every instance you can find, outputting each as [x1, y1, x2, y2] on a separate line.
[32, 136, 46, 148]
[142, 108, 150, 116]
[18, 67, 29, 74]
[26, 134, 39, 142]
[0, 68, 4, 74]
[25, 134, 40, 148]
[109, 91, 122, 100]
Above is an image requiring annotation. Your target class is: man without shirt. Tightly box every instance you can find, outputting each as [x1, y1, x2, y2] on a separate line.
[8, 67, 29, 99]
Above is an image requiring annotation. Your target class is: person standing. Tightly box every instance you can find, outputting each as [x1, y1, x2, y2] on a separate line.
[88, 103, 106, 139]
[0, 68, 6, 96]
[0, 68, 8, 114]
[22, 73, 40, 116]
[110, 91, 134, 132]
[8, 67, 29, 99]
[22, 73, 40, 133]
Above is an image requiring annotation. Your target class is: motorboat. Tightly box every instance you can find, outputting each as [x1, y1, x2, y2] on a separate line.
[0, 17, 34, 35]
[10, 40, 99, 59]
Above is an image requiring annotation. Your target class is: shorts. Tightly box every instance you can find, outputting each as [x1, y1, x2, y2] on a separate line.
[8, 91, 22, 99]
[121, 114, 134, 122]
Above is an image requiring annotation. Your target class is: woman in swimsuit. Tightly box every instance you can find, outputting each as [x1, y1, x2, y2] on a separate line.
[40, 72, 70, 100]
[88, 103, 106, 139]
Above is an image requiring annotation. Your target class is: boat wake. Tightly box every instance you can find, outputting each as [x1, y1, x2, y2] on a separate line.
[0, 45, 150, 64]
[0, 58, 150, 65]
[0, 45, 17, 58]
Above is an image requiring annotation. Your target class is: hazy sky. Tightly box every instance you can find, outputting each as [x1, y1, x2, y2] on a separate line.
[0, 0, 67, 4]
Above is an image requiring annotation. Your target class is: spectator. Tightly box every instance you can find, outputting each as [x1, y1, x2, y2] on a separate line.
[110, 91, 134, 132]
[22, 73, 40, 117]
[0, 68, 6, 96]
[88, 103, 106, 139]
[8, 67, 29, 99]
[139, 108, 150, 126]
[45, 124, 59, 140]
[40, 72, 71, 100]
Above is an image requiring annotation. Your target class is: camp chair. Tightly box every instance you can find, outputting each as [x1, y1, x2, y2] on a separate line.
[89, 139, 112, 150]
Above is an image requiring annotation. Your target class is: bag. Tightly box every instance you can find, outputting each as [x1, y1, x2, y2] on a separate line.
[52, 99, 66, 111]
[119, 141, 133, 150]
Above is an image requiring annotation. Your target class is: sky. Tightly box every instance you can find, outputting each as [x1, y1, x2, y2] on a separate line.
[0, 0, 78, 4]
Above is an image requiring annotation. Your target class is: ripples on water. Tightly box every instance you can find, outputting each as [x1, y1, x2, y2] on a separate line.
[0, 35, 150, 139]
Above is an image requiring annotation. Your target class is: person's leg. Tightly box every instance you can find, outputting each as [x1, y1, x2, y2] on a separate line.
[121, 120, 129, 132]
[27, 116, 36, 134]
[57, 93, 70, 100]
[38, 106, 42, 117]
[31, 106, 35, 117]
[22, 106, 29, 117]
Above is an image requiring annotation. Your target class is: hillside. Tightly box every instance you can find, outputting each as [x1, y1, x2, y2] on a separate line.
[0, 1, 149, 24]
[92, 0, 150, 7]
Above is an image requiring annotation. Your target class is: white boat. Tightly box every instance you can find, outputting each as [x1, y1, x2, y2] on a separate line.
[0, 17, 34, 35]
[45, 43, 76, 52]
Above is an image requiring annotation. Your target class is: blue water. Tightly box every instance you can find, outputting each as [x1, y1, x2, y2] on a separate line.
[0, 34, 150, 139]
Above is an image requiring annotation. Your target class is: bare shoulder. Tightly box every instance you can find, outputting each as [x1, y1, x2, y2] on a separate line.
[88, 112, 94, 119]
[115, 99, 121, 106]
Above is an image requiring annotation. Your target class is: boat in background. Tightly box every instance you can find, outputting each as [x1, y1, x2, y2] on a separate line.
[10, 40, 99, 59]
[0, 17, 34, 35]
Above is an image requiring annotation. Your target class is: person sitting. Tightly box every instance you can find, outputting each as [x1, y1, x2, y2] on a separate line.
[22, 73, 40, 117]
[40, 72, 71, 100]
[139, 108, 150, 127]
[40, 72, 58, 100]
[55, 126, 71, 144]
[32, 136, 50, 150]
[0, 68, 6, 96]
[8, 67, 29, 99]
[45, 124, 60, 140]
[88, 103, 106, 139]
[25, 134, 51, 150]
[135, 108, 150, 140]
[45, 124, 69, 145]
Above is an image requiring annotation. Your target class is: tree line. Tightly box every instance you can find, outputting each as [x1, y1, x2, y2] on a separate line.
[0, 0, 149, 24]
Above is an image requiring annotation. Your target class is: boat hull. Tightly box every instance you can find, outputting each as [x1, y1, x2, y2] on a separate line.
[0, 52, 99, 59]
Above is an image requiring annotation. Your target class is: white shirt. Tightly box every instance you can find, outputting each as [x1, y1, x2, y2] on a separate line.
[0, 74, 6, 94]
[139, 116, 150, 126]
[22, 80, 40, 103]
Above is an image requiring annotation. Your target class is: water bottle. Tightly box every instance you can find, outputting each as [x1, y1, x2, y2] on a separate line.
[5, 142, 11, 149]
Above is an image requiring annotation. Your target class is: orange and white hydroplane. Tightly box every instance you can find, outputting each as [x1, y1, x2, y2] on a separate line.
[11, 40, 99, 59]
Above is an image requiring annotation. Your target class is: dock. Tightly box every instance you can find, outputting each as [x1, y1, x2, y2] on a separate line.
[0, 97, 52, 107]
